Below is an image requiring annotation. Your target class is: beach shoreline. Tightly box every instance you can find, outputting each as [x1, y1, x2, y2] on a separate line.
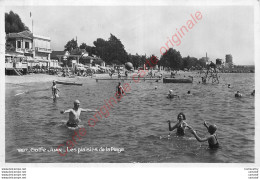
[5, 70, 191, 85]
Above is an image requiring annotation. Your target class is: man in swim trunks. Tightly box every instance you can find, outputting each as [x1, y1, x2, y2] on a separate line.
[60, 100, 98, 127]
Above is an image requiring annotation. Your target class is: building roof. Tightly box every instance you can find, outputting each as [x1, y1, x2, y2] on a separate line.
[6, 30, 33, 40]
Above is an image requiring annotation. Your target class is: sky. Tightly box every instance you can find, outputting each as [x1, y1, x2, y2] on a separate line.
[5, 5, 255, 65]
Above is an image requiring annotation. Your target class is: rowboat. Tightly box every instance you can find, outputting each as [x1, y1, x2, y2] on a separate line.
[56, 81, 83, 86]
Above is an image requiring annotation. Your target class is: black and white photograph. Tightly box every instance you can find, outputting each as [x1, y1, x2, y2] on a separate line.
[1, 0, 259, 178]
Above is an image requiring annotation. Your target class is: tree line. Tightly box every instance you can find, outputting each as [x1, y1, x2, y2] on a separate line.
[65, 34, 207, 70]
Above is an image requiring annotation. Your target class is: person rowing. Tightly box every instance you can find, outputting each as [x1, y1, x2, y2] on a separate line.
[60, 100, 98, 128]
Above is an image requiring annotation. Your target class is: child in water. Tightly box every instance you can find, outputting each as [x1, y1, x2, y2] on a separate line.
[167, 112, 188, 136]
[188, 121, 220, 149]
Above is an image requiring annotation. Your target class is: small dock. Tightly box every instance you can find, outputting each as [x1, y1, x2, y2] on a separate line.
[95, 78, 161, 82]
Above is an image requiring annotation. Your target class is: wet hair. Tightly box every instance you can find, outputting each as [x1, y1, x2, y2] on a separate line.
[208, 125, 217, 134]
[177, 112, 186, 121]
[187, 91, 191, 94]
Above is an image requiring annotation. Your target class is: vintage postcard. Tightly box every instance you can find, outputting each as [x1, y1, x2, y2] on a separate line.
[0, 0, 259, 178]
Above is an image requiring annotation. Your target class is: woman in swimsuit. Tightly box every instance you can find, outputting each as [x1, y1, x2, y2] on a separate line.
[188, 121, 220, 149]
[167, 112, 188, 136]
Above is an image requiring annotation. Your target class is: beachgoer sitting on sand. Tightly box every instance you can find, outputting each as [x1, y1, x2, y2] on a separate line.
[235, 91, 242, 97]
[167, 112, 188, 136]
[167, 90, 179, 99]
[52, 81, 60, 99]
[116, 82, 125, 95]
[188, 121, 220, 149]
[60, 100, 98, 128]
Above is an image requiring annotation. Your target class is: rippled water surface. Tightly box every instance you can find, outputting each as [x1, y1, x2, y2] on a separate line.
[5, 73, 254, 163]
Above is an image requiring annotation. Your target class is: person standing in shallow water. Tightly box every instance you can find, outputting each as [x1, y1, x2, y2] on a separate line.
[188, 121, 220, 149]
[60, 100, 98, 128]
[52, 81, 60, 99]
[167, 112, 188, 136]
[116, 82, 125, 96]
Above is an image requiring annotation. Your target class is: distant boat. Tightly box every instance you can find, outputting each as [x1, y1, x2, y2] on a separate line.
[56, 81, 83, 86]
[163, 77, 193, 83]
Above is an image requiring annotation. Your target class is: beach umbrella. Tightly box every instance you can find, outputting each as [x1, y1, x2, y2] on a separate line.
[125, 62, 133, 71]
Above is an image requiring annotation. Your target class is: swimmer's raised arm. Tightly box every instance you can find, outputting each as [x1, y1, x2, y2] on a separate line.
[189, 129, 208, 142]
[60, 109, 71, 114]
[81, 108, 98, 112]
[203, 121, 209, 130]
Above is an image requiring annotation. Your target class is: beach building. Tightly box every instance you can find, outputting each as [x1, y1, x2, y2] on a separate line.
[216, 58, 224, 68]
[225, 54, 233, 68]
[5, 30, 55, 75]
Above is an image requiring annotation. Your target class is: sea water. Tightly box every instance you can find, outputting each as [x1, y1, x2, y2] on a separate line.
[5, 73, 254, 163]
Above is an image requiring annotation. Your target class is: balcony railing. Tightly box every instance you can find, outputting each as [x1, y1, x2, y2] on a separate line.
[16, 48, 34, 53]
[35, 47, 52, 53]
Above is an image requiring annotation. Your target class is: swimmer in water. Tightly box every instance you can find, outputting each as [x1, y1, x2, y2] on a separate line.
[188, 121, 220, 149]
[251, 90, 255, 96]
[167, 112, 188, 136]
[60, 100, 98, 127]
[228, 84, 231, 88]
[187, 90, 191, 95]
[52, 81, 60, 99]
[167, 90, 179, 99]
[116, 82, 125, 95]
[235, 91, 242, 97]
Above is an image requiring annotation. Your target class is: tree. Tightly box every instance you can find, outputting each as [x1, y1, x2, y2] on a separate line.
[182, 56, 198, 70]
[128, 53, 146, 69]
[5, 11, 30, 34]
[79, 43, 95, 56]
[159, 48, 182, 70]
[93, 34, 129, 65]
[64, 38, 78, 52]
[146, 55, 159, 69]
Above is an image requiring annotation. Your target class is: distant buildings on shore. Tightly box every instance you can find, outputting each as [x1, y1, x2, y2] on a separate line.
[5, 30, 106, 75]
[213, 54, 254, 73]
